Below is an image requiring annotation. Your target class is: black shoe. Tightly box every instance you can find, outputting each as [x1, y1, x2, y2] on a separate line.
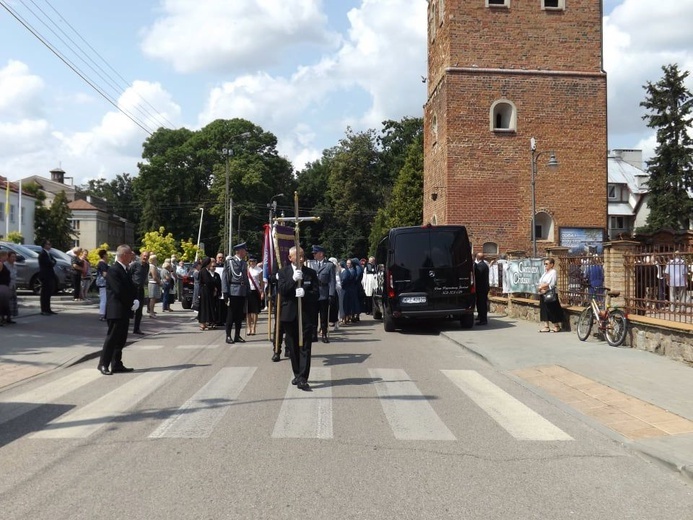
[5, 319, 16, 324]
[111, 365, 134, 373]
[291, 377, 299, 385]
[297, 379, 310, 391]
[48, 311, 58, 315]
[321, 336, 329, 344]
[284, 349, 290, 358]
[234, 336, 245, 343]
[226, 336, 234, 344]
[477, 321, 488, 325]
[41, 312, 51, 316]
[97, 365, 112, 376]
[133, 330, 145, 335]
[271, 352, 280, 362]
[312, 334, 318, 342]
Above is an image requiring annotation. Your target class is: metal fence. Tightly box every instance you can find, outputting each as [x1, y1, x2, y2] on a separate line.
[555, 254, 602, 307]
[624, 250, 693, 323]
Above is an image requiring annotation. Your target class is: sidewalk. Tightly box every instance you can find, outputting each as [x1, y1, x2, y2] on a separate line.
[442, 314, 693, 482]
[0, 294, 189, 390]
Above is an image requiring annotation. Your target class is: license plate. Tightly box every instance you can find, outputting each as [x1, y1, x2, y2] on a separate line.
[402, 296, 426, 304]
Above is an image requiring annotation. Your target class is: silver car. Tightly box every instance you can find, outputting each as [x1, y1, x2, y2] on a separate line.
[0, 241, 72, 294]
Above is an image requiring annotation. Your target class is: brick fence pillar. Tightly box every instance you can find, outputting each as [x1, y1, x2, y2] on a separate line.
[603, 240, 639, 308]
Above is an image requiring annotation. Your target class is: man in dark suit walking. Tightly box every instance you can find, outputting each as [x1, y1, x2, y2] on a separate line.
[98, 245, 138, 375]
[278, 246, 319, 391]
[37, 239, 57, 315]
[130, 250, 149, 334]
[474, 252, 490, 325]
[307, 245, 335, 343]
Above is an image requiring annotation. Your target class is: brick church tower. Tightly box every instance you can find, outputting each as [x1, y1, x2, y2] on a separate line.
[423, 0, 607, 256]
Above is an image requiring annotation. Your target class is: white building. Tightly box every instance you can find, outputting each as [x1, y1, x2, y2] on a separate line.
[607, 149, 650, 239]
[0, 176, 37, 243]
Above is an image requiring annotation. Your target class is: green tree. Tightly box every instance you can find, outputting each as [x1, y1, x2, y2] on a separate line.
[6, 231, 23, 244]
[80, 173, 138, 226]
[324, 128, 381, 258]
[369, 133, 424, 253]
[87, 243, 114, 266]
[140, 226, 177, 260]
[179, 238, 202, 262]
[640, 64, 693, 230]
[36, 191, 74, 251]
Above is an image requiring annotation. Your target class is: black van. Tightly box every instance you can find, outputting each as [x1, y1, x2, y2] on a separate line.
[372, 224, 476, 331]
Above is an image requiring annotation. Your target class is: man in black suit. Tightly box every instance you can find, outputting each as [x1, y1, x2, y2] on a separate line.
[37, 239, 57, 315]
[278, 246, 319, 391]
[98, 245, 138, 375]
[130, 250, 149, 334]
[474, 252, 490, 325]
[307, 245, 335, 343]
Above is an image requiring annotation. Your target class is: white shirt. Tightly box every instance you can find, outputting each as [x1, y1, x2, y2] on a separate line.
[539, 268, 557, 289]
[665, 258, 688, 287]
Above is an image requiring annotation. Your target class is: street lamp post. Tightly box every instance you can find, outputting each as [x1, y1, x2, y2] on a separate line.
[530, 137, 559, 258]
[267, 193, 284, 224]
[195, 207, 204, 261]
[221, 131, 251, 255]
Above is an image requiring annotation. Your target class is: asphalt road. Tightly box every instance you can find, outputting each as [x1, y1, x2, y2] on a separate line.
[1, 313, 692, 519]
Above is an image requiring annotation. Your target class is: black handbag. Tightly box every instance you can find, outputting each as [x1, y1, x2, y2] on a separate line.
[543, 288, 557, 303]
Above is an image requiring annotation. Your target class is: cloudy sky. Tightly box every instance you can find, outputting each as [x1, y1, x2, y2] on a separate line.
[1, 0, 692, 186]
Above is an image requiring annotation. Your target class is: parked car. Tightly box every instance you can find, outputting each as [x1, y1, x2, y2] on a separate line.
[372, 224, 476, 332]
[0, 242, 72, 294]
[25, 244, 98, 292]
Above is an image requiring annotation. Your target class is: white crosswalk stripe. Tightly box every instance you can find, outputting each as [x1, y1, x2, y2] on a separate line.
[17, 366, 572, 443]
[0, 369, 101, 426]
[149, 367, 256, 439]
[369, 368, 456, 441]
[272, 368, 333, 439]
[30, 370, 177, 439]
[442, 370, 573, 441]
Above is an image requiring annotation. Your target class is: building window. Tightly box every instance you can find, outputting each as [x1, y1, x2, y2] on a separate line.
[71, 219, 80, 230]
[487, 0, 509, 7]
[490, 100, 517, 132]
[608, 185, 619, 200]
[432, 114, 438, 144]
[439, 0, 445, 25]
[542, 0, 564, 10]
[610, 216, 626, 230]
[535, 212, 554, 241]
[482, 242, 499, 254]
[9, 204, 15, 224]
[0, 203, 4, 222]
[429, 3, 437, 41]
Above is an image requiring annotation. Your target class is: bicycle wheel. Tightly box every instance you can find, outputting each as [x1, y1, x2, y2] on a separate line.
[605, 309, 628, 347]
[576, 307, 594, 341]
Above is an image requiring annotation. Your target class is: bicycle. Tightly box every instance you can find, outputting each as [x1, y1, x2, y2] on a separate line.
[576, 286, 628, 347]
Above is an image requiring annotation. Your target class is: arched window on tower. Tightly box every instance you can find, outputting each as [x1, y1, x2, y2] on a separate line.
[490, 100, 517, 132]
[534, 212, 555, 242]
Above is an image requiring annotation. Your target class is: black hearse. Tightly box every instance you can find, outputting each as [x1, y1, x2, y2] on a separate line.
[372, 224, 476, 331]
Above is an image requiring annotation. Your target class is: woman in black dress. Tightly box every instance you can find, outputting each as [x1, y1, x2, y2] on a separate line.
[198, 257, 216, 330]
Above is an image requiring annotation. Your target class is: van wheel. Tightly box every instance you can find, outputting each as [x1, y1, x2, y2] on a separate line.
[460, 314, 475, 329]
[383, 312, 396, 332]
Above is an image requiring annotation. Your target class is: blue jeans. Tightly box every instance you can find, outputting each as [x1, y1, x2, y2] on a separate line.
[162, 280, 172, 310]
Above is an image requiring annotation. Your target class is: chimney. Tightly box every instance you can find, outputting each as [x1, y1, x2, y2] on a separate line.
[50, 167, 66, 184]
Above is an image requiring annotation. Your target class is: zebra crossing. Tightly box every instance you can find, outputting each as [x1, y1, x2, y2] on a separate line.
[1, 365, 574, 443]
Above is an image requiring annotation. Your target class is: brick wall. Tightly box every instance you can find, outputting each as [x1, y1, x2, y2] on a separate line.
[424, 0, 607, 255]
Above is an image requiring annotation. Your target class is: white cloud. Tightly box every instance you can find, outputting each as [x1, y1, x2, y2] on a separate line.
[140, 0, 339, 73]
[604, 0, 693, 148]
[198, 0, 427, 171]
[0, 60, 45, 118]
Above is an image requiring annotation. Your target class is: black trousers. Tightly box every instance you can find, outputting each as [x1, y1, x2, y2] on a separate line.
[225, 296, 246, 339]
[132, 287, 144, 332]
[72, 272, 81, 299]
[476, 290, 488, 322]
[284, 320, 313, 381]
[315, 299, 329, 336]
[40, 276, 54, 313]
[100, 318, 130, 368]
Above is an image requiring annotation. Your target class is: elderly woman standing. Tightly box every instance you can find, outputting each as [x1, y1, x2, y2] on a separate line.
[147, 254, 162, 317]
[80, 249, 91, 300]
[537, 257, 565, 333]
[70, 247, 84, 301]
[198, 257, 216, 330]
[246, 257, 264, 335]
[161, 260, 173, 312]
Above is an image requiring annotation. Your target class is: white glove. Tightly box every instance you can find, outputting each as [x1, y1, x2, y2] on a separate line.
[295, 287, 305, 298]
[131, 299, 140, 312]
[292, 269, 303, 282]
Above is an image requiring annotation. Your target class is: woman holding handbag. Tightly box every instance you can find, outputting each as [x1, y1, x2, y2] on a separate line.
[537, 257, 564, 333]
[95, 249, 109, 321]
